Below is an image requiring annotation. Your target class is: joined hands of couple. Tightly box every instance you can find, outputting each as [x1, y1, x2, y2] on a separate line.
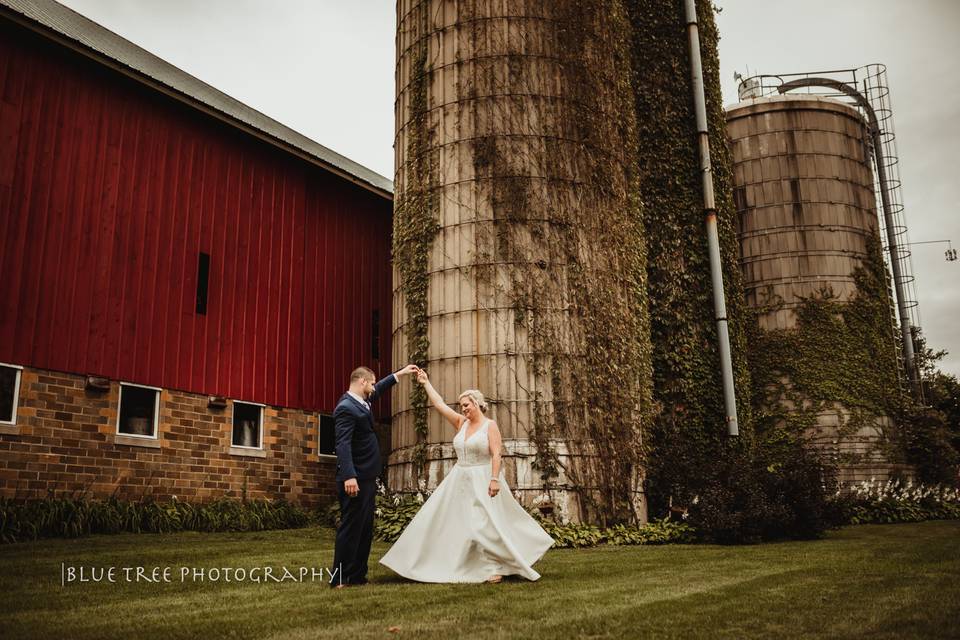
[394, 365, 443, 388]
[404, 365, 438, 388]
[395, 364, 433, 383]
[393, 364, 434, 386]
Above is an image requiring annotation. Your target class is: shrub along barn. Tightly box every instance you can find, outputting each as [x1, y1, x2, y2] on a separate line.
[0, 0, 394, 507]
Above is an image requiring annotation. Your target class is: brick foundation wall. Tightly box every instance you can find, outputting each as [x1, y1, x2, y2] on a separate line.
[0, 367, 338, 507]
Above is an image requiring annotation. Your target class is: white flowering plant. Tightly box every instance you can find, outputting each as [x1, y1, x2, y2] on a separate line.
[834, 477, 960, 525]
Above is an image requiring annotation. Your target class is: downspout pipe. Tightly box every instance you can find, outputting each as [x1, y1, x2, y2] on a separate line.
[777, 78, 919, 396]
[684, 0, 739, 436]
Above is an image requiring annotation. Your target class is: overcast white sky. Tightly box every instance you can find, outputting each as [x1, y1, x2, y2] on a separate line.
[56, 0, 960, 377]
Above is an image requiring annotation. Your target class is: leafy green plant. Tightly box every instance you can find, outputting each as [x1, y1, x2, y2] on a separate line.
[373, 494, 428, 543]
[899, 404, 959, 487]
[683, 439, 842, 544]
[537, 519, 606, 549]
[531, 512, 695, 548]
[0, 495, 311, 544]
[602, 518, 696, 545]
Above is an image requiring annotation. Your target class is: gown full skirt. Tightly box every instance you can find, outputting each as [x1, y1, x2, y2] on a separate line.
[379, 419, 555, 583]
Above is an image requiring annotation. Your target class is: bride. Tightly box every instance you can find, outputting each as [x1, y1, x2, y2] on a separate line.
[378, 369, 555, 583]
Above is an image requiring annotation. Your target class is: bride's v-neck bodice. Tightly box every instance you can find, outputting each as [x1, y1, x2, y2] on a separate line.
[453, 419, 491, 467]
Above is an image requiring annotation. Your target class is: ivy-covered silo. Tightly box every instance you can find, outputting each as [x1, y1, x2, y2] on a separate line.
[727, 93, 909, 483]
[390, 0, 655, 525]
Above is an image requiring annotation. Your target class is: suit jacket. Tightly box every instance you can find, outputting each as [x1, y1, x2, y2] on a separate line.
[333, 373, 397, 482]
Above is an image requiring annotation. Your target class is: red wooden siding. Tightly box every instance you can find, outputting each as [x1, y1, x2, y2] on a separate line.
[0, 23, 393, 413]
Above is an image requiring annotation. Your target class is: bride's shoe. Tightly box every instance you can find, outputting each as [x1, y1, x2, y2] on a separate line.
[485, 574, 503, 584]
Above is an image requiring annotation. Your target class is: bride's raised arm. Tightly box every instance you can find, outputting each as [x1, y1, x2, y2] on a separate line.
[416, 369, 463, 429]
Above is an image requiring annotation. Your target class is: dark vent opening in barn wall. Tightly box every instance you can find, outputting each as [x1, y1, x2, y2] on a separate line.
[196, 252, 211, 315]
[371, 310, 381, 360]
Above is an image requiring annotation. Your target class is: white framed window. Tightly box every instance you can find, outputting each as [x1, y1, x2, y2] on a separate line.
[0, 363, 23, 426]
[117, 382, 161, 438]
[232, 401, 264, 449]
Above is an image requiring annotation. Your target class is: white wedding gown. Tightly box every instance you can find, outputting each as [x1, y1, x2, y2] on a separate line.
[379, 418, 555, 582]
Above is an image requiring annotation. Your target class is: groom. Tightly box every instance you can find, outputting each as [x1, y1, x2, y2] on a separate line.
[330, 363, 417, 588]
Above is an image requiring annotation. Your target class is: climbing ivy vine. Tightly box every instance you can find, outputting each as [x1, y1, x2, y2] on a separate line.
[625, 0, 755, 514]
[392, 5, 436, 477]
[461, 0, 656, 525]
[747, 235, 906, 465]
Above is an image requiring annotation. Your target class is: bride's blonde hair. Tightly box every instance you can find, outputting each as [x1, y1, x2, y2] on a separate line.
[458, 389, 488, 413]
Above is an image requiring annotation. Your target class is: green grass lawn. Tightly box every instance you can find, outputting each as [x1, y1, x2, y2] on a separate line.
[2, 521, 958, 639]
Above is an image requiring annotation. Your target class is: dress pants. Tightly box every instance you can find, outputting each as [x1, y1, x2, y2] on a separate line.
[330, 477, 376, 587]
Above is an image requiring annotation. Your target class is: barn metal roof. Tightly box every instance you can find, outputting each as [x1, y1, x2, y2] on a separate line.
[0, 0, 393, 198]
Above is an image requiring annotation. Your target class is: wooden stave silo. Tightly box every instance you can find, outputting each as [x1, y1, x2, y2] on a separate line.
[726, 94, 905, 483]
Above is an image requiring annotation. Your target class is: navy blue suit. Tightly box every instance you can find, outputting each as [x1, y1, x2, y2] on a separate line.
[330, 373, 396, 587]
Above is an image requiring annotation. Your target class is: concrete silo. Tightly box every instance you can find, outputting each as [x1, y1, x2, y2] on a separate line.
[390, 1, 653, 524]
[727, 93, 908, 483]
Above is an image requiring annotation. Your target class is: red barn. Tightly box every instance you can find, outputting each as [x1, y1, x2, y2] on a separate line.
[0, 0, 394, 506]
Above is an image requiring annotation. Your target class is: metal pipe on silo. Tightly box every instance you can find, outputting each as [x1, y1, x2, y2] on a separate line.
[684, 0, 739, 436]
